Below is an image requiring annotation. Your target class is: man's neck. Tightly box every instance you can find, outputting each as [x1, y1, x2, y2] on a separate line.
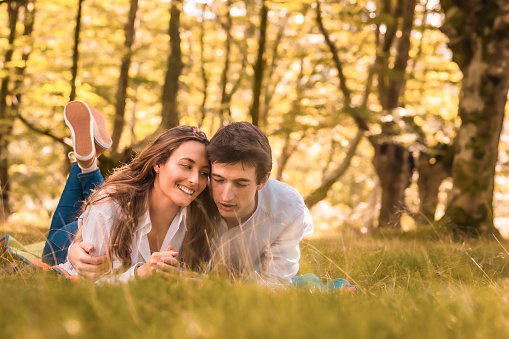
[224, 193, 259, 229]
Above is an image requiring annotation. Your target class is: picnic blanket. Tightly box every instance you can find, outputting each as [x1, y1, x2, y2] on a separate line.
[0, 235, 73, 278]
[291, 273, 358, 291]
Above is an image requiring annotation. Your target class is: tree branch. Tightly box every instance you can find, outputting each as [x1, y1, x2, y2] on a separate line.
[304, 128, 364, 208]
[17, 113, 68, 147]
[315, 2, 369, 131]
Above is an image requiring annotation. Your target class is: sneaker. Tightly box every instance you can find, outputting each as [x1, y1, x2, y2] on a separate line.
[64, 101, 95, 168]
[87, 103, 112, 154]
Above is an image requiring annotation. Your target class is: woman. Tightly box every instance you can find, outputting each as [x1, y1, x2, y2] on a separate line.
[43, 101, 217, 281]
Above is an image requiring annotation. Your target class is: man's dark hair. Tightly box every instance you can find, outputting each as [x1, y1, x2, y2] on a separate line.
[207, 121, 272, 184]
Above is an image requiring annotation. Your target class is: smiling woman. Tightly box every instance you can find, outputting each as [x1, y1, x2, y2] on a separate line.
[152, 141, 210, 210]
[42, 101, 218, 282]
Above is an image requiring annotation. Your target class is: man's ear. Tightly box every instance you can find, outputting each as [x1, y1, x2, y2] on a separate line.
[256, 173, 270, 190]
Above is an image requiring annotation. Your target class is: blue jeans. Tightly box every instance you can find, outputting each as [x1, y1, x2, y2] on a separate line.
[41, 163, 104, 265]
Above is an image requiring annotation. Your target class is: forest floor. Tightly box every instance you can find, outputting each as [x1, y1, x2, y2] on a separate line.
[2, 222, 509, 338]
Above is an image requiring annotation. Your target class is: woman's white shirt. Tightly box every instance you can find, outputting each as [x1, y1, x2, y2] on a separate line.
[58, 196, 187, 283]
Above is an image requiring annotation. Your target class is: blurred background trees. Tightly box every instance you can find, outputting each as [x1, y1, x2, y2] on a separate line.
[1, 0, 508, 239]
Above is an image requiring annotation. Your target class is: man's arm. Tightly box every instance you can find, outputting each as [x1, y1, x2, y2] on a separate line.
[67, 226, 109, 279]
[259, 209, 314, 285]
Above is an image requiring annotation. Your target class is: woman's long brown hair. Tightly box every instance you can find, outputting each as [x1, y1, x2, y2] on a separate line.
[82, 126, 219, 271]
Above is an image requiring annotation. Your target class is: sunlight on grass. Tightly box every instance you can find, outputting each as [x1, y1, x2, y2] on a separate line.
[1, 212, 49, 243]
[2, 227, 509, 338]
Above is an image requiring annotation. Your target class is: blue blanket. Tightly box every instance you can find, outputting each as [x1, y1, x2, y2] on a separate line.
[0, 235, 73, 278]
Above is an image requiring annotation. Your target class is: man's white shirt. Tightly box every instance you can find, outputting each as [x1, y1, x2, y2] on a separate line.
[212, 178, 314, 285]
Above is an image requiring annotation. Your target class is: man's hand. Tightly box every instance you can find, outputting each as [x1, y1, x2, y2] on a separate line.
[68, 228, 109, 279]
[136, 245, 180, 278]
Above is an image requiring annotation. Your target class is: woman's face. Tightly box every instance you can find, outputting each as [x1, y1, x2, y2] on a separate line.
[153, 140, 210, 208]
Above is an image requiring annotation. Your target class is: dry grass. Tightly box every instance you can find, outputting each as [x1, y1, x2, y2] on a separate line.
[2, 223, 509, 338]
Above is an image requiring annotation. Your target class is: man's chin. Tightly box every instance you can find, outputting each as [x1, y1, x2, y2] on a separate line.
[218, 209, 234, 217]
[218, 209, 239, 223]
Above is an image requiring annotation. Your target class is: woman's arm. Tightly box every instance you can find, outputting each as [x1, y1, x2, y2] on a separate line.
[67, 227, 109, 279]
[73, 202, 121, 280]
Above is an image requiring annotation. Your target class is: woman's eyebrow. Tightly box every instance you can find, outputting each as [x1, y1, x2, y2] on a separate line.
[181, 157, 210, 168]
[180, 157, 196, 163]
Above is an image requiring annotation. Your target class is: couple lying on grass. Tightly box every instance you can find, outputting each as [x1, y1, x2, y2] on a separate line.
[41, 101, 352, 289]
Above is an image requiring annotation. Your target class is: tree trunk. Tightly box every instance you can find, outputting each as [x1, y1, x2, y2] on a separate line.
[249, 0, 268, 127]
[275, 57, 304, 182]
[371, 0, 416, 229]
[0, 0, 23, 221]
[372, 143, 413, 228]
[11, 0, 36, 135]
[111, 0, 139, 152]
[441, 0, 509, 237]
[198, 5, 208, 127]
[415, 144, 453, 224]
[363, 177, 381, 232]
[260, 20, 285, 129]
[69, 0, 83, 101]
[218, 0, 232, 125]
[275, 133, 298, 181]
[160, 0, 182, 130]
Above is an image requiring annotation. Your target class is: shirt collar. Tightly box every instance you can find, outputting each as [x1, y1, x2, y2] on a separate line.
[136, 207, 187, 236]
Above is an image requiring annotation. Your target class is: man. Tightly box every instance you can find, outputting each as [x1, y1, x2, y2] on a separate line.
[206, 121, 313, 284]
[69, 122, 313, 284]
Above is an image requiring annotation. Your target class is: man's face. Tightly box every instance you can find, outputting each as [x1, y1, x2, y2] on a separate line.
[210, 162, 268, 228]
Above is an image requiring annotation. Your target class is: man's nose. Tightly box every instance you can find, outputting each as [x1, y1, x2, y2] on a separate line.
[222, 183, 235, 201]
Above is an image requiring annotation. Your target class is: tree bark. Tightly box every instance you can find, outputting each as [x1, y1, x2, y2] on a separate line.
[441, 0, 509, 237]
[260, 19, 286, 129]
[216, 4, 248, 129]
[372, 143, 413, 228]
[218, 0, 232, 125]
[415, 144, 453, 224]
[0, 0, 23, 221]
[275, 57, 304, 182]
[199, 5, 208, 127]
[370, 0, 416, 229]
[69, 0, 83, 101]
[249, 0, 268, 127]
[111, 0, 139, 152]
[160, 0, 182, 130]
[11, 0, 36, 134]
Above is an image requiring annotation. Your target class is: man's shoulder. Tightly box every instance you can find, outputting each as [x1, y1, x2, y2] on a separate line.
[263, 178, 303, 199]
[257, 179, 314, 244]
[259, 179, 308, 220]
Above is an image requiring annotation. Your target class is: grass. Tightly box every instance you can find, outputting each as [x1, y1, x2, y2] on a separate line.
[2, 224, 509, 338]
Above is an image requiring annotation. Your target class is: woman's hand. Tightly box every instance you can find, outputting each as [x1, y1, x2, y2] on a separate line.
[136, 245, 180, 278]
[68, 227, 109, 279]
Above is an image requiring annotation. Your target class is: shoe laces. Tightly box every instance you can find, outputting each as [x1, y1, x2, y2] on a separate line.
[68, 152, 77, 163]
